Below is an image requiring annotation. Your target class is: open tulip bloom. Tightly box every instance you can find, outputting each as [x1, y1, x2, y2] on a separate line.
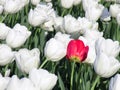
[66, 39, 89, 62]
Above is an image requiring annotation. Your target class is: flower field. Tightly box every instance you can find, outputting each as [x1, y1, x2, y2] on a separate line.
[0, 0, 120, 90]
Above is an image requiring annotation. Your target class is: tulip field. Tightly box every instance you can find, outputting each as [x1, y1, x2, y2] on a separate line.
[0, 0, 120, 90]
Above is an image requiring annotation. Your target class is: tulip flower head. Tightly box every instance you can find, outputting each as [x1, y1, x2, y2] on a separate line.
[66, 40, 89, 62]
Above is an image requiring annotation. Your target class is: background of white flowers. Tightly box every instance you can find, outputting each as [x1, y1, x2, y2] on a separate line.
[0, 0, 120, 90]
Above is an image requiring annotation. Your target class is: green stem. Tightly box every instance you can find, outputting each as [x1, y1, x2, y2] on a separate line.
[91, 75, 100, 90]
[117, 24, 120, 40]
[61, 9, 66, 17]
[70, 62, 75, 90]
[0, 14, 8, 23]
[39, 59, 48, 68]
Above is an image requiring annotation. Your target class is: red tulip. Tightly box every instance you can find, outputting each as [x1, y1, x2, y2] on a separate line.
[66, 40, 89, 62]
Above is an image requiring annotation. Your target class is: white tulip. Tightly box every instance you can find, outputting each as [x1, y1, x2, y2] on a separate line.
[41, 8, 57, 31]
[0, 0, 6, 5]
[77, 17, 93, 34]
[28, 3, 55, 27]
[73, 0, 81, 5]
[4, 0, 21, 13]
[95, 37, 120, 57]
[63, 15, 81, 34]
[82, 0, 98, 11]
[0, 74, 10, 90]
[79, 36, 96, 64]
[29, 68, 57, 90]
[19, 0, 29, 9]
[83, 29, 103, 44]
[116, 13, 120, 25]
[44, 38, 66, 61]
[15, 48, 40, 74]
[7, 75, 38, 90]
[85, 4, 104, 21]
[61, 0, 74, 8]
[28, 8, 46, 26]
[0, 5, 3, 14]
[110, 4, 120, 18]
[31, 0, 40, 5]
[6, 23, 31, 48]
[94, 52, 120, 78]
[54, 32, 71, 48]
[54, 16, 65, 33]
[0, 44, 14, 66]
[109, 74, 120, 90]
[0, 23, 11, 40]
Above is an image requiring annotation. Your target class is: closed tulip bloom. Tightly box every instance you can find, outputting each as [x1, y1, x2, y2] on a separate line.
[110, 4, 120, 17]
[109, 74, 120, 90]
[0, 74, 10, 90]
[31, 0, 40, 5]
[95, 37, 120, 57]
[94, 52, 120, 78]
[85, 4, 104, 21]
[66, 40, 89, 62]
[61, 0, 74, 8]
[44, 38, 66, 61]
[6, 23, 31, 48]
[29, 68, 57, 90]
[0, 23, 11, 40]
[6, 75, 38, 90]
[15, 48, 40, 74]
[0, 44, 14, 66]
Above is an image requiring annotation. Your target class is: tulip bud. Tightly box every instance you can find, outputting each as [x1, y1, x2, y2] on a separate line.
[44, 38, 66, 61]
[110, 4, 120, 18]
[66, 40, 89, 62]
[0, 44, 14, 66]
[109, 74, 120, 90]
